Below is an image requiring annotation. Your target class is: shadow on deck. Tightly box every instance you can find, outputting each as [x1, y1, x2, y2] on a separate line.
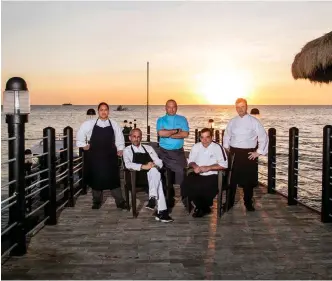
[2, 185, 332, 280]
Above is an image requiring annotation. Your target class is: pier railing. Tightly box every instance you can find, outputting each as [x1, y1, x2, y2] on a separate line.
[1, 126, 86, 259]
[1, 124, 332, 259]
[257, 125, 332, 223]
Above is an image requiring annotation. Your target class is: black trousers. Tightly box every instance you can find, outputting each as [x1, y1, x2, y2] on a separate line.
[181, 173, 218, 210]
[228, 184, 254, 208]
[92, 187, 124, 206]
[227, 147, 257, 208]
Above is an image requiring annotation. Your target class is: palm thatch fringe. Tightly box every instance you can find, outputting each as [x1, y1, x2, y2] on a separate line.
[292, 31, 332, 84]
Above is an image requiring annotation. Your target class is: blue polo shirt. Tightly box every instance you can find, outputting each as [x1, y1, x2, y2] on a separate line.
[156, 114, 189, 150]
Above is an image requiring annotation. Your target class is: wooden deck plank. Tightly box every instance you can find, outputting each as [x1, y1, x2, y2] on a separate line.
[2, 185, 332, 280]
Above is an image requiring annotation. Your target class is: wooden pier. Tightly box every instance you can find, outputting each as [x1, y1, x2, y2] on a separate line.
[2, 185, 332, 280]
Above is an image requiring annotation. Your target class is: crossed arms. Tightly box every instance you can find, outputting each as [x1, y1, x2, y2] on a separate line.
[157, 128, 189, 139]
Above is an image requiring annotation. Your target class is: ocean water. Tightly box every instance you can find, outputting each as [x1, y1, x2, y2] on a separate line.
[1, 105, 332, 211]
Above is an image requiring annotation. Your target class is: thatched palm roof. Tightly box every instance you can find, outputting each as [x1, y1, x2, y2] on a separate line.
[291, 31, 332, 83]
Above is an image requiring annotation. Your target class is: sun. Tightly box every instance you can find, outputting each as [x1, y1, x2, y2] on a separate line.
[195, 68, 253, 105]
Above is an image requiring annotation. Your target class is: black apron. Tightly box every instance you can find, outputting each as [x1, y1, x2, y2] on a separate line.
[229, 146, 258, 188]
[131, 145, 153, 187]
[88, 119, 120, 191]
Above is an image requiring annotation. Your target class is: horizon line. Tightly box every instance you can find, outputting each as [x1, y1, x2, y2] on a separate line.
[27, 104, 332, 106]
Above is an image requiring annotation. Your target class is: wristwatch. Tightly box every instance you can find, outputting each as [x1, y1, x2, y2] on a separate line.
[176, 129, 180, 134]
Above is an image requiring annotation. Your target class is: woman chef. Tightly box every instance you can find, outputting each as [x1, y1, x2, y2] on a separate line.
[76, 102, 127, 210]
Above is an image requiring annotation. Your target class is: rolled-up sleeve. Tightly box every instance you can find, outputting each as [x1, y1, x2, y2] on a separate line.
[223, 121, 232, 150]
[255, 121, 269, 156]
[123, 147, 142, 171]
[76, 121, 90, 148]
[111, 120, 125, 151]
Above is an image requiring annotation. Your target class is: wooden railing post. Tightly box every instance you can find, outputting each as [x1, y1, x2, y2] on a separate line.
[195, 129, 199, 143]
[221, 129, 225, 145]
[147, 126, 151, 142]
[215, 130, 220, 143]
[79, 148, 88, 195]
[43, 127, 57, 225]
[321, 125, 332, 223]
[268, 128, 276, 194]
[64, 126, 74, 207]
[288, 127, 298, 205]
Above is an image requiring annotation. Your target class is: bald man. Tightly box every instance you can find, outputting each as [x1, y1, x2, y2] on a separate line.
[123, 128, 173, 223]
[156, 99, 189, 207]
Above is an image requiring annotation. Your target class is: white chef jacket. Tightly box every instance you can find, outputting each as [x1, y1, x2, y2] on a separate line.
[123, 144, 163, 171]
[188, 142, 228, 176]
[223, 114, 268, 155]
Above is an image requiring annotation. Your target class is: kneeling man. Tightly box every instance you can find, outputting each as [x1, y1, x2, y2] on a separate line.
[123, 128, 173, 223]
[181, 128, 228, 218]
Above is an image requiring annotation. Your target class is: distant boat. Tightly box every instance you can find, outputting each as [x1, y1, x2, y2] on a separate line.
[62, 103, 72, 106]
[115, 105, 128, 111]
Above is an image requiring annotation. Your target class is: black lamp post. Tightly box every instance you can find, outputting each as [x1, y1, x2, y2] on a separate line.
[4, 77, 30, 255]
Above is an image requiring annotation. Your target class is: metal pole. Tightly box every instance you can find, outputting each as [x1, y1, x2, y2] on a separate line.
[288, 127, 298, 205]
[321, 125, 332, 223]
[6, 114, 28, 255]
[64, 126, 74, 207]
[267, 128, 276, 194]
[147, 61, 149, 130]
[43, 127, 57, 225]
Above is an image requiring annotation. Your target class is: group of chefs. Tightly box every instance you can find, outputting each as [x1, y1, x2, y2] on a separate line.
[76, 98, 268, 223]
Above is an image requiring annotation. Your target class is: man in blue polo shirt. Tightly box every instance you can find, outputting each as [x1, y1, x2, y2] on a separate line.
[157, 99, 189, 207]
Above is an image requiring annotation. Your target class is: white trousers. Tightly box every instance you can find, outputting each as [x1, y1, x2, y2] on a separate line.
[147, 168, 167, 212]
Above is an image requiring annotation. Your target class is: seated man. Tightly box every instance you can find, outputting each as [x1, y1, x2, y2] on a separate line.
[123, 128, 173, 223]
[181, 128, 228, 218]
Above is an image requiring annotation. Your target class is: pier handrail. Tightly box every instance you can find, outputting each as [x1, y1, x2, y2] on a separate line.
[258, 126, 332, 222]
[1, 126, 86, 258]
[2, 123, 332, 260]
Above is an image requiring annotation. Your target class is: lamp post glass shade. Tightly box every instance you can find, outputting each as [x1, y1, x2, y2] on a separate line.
[3, 77, 30, 114]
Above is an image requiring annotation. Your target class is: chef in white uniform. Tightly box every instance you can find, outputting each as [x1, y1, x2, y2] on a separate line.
[76, 102, 127, 210]
[181, 128, 228, 218]
[123, 128, 173, 223]
[223, 98, 268, 211]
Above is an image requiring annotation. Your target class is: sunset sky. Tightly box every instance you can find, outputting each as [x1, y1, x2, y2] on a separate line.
[1, 1, 331, 105]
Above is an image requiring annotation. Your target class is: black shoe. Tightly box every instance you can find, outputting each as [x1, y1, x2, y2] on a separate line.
[155, 210, 174, 223]
[245, 204, 255, 211]
[192, 208, 205, 218]
[92, 202, 101, 209]
[145, 197, 156, 210]
[116, 201, 128, 210]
